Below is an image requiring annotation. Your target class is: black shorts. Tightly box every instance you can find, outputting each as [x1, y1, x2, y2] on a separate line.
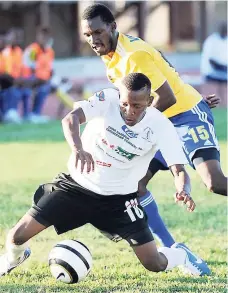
[28, 173, 153, 246]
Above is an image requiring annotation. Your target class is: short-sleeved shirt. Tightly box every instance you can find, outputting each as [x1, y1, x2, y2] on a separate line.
[101, 33, 202, 118]
[68, 88, 187, 195]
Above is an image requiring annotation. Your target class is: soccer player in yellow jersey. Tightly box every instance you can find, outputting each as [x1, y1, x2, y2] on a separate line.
[80, 3, 226, 268]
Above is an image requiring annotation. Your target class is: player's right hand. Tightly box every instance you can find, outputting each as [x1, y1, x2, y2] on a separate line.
[174, 191, 196, 212]
[203, 94, 221, 108]
[73, 149, 94, 174]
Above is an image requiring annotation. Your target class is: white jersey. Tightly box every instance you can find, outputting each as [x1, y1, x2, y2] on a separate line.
[68, 88, 187, 195]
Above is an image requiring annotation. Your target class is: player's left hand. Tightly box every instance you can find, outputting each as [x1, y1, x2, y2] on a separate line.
[174, 191, 196, 212]
[203, 94, 220, 108]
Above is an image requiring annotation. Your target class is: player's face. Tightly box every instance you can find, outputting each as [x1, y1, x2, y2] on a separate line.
[119, 86, 150, 126]
[81, 16, 115, 56]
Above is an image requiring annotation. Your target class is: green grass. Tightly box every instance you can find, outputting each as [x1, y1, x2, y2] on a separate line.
[0, 109, 227, 293]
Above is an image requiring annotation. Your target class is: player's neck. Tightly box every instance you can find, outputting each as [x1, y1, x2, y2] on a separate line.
[120, 110, 146, 126]
[107, 31, 119, 59]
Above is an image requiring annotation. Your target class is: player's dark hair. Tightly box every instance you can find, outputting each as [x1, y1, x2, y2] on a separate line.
[122, 73, 151, 92]
[82, 4, 115, 24]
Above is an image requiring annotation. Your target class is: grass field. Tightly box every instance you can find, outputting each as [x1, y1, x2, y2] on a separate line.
[0, 108, 227, 293]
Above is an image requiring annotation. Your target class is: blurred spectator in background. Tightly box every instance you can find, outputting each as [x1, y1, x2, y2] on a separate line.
[0, 31, 6, 120]
[22, 27, 54, 123]
[201, 22, 227, 100]
[0, 31, 5, 69]
[1, 28, 23, 123]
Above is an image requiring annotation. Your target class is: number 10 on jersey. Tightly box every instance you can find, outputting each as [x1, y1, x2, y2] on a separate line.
[124, 199, 144, 222]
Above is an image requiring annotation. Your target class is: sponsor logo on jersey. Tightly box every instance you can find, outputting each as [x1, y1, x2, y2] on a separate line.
[96, 160, 111, 167]
[101, 138, 137, 161]
[115, 146, 137, 160]
[106, 126, 138, 149]
[125, 34, 140, 42]
[96, 142, 125, 163]
[96, 91, 105, 101]
[142, 127, 154, 142]
[121, 125, 138, 138]
[101, 138, 115, 149]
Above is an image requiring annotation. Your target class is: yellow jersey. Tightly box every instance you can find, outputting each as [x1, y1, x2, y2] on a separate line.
[101, 33, 202, 118]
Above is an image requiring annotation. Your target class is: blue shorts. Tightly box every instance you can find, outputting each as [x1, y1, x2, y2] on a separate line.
[154, 99, 219, 169]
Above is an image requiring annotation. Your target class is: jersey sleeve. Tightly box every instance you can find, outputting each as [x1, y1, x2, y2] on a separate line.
[75, 88, 119, 122]
[149, 108, 188, 166]
[125, 51, 167, 91]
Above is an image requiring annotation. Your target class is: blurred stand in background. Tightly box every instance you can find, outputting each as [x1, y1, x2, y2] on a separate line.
[0, 1, 227, 123]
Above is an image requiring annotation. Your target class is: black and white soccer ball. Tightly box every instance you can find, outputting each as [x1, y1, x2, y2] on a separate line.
[48, 240, 92, 284]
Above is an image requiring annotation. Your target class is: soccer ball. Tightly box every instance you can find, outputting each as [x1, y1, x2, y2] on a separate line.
[48, 240, 92, 284]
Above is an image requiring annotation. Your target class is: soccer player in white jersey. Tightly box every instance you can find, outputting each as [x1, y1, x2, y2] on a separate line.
[0, 73, 210, 277]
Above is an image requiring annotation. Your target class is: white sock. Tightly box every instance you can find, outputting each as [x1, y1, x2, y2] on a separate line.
[158, 247, 186, 270]
[6, 241, 29, 265]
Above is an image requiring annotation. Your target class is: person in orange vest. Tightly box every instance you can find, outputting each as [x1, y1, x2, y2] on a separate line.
[23, 27, 54, 123]
[0, 31, 6, 120]
[1, 28, 24, 123]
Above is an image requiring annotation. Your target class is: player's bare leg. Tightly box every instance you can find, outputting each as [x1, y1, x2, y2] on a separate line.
[132, 240, 168, 272]
[195, 159, 227, 196]
[0, 214, 47, 277]
[132, 240, 210, 275]
[8, 213, 47, 245]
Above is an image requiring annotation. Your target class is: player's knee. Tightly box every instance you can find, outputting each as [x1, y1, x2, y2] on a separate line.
[141, 259, 165, 272]
[208, 184, 225, 195]
[140, 253, 166, 272]
[205, 174, 227, 194]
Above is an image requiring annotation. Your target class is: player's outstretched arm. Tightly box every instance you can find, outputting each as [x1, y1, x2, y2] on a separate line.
[150, 107, 195, 211]
[169, 164, 195, 212]
[62, 105, 94, 173]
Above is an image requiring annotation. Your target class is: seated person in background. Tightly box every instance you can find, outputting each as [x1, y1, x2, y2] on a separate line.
[201, 22, 227, 101]
[0, 31, 6, 119]
[22, 27, 54, 123]
[1, 28, 23, 124]
[0, 31, 6, 69]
